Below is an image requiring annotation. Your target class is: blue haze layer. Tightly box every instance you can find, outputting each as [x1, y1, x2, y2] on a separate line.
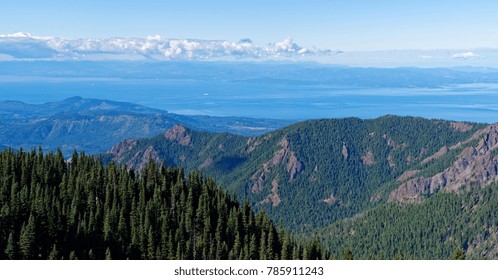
[1, 61, 497, 123]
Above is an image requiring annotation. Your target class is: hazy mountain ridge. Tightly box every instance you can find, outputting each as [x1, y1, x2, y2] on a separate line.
[2, 60, 498, 88]
[0, 97, 293, 155]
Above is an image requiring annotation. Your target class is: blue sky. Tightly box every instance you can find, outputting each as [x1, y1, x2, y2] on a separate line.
[1, 0, 498, 51]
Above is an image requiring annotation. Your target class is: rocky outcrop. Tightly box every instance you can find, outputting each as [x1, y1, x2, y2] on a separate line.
[323, 193, 337, 205]
[199, 157, 213, 169]
[387, 155, 396, 169]
[107, 138, 138, 161]
[383, 134, 405, 149]
[389, 124, 498, 203]
[362, 150, 375, 166]
[259, 177, 281, 207]
[250, 137, 303, 195]
[421, 146, 449, 164]
[251, 171, 265, 193]
[246, 137, 261, 153]
[262, 138, 303, 181]
[163, 125, 191, 146]
[126, 145, 161, 171]
[286, 151, 303, 181]
[342, 143, 349, 159]
[451, 122, 474, 132]
[397, 169, 421, 182]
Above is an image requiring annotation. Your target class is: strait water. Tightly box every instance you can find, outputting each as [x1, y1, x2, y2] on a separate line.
[1, 79, 498, 123]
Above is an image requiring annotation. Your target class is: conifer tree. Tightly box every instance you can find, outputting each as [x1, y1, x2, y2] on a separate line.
[5, 232, 17, 260]
[451, 248, 466, 260]
[19, 215, 36, 259]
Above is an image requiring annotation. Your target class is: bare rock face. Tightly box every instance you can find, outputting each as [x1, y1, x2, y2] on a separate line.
[451, 122, 474, 132]
[362, 150, 375, 166]
[397, 170, 421, 182]
[323, 193, 337, 205]
[421, 146, 449, 164]
[251, 171, 265, 193]
[387, 155, 396, 169]
[199, 157, 213, 169]
[262, 137, 303, 182]
[287, 152, 303, 181]
[163, 125, 191, 146]
[107, 139, 138, 161]
[126, 145, 160, 171]
[383, 133, 405, 149]
[259, 177, 281, 207]
[249, 136, 303, 200]
[246, 137, 261, 153]
[389, 124, 498, 203]
[342, 143, 349, 159]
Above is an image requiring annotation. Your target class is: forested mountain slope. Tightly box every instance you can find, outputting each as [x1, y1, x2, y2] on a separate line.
[0, 149, 328, 260]
[320, 185, 498, 259]
[107, 116, 484, 230]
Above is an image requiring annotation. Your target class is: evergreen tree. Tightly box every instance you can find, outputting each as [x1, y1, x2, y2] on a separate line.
[19, 215, 36, 259]
[5, 232, 17, 260]
[105, 247, 112, 260]
[342, 248, 353, 260]
[451, 248, 466, 260]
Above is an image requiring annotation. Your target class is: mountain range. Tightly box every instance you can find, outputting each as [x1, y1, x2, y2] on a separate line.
[0, 96, 293, 155]
[105, 115, 498, 259]
[1, 93, 498, 258]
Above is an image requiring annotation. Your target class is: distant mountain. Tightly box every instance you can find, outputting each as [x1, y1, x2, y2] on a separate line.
[2, 60, 498, 88]
[106, 116, 485, 230]
[0, 97, 293, 155]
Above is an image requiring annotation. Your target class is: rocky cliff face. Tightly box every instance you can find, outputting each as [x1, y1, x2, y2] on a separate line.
[163, 125, 191, 146]
[250, 137, 303, 195]
[389, 124, 498, 203]
[107, 139, 139, 162]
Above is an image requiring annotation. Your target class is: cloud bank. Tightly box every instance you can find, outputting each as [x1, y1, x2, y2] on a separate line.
[452, 51, 482, 60]
[0, 32, 334, 61]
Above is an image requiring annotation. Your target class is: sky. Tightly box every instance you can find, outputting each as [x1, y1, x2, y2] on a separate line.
[1, 0, 498, 51]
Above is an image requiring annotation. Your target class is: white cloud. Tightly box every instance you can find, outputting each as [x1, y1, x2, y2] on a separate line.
[0, 33, 334, 61]
[452, 51, 482, 60]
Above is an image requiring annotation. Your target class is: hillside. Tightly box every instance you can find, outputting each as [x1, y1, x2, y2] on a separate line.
[312, 123, 498, 259]
[320, 185, 498, 259]
[107, 116, 485, 230]
[0, 97, 293, 155]
[0, 149, 328, 260]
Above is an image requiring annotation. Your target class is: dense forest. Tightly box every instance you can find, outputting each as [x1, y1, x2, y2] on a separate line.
[320, 186, 498, 259]
[107, 116, 483, 231]
[0, 148, 329, 260]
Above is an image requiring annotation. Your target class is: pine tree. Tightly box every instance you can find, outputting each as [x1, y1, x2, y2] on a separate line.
[48, 244, 59, 260]
[281, 233, 292, 260]
[69, 251, 78, 260]
[5, 232, 18, 260]
[19, 215, 36, 259]
[105, 247, 112, 260]
[451, 248, 466, 260]
[147, 227, 156, 260]
[342, 248, 353, 260]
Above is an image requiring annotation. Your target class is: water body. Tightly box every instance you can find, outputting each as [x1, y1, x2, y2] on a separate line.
[1, 78, 498, 123]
